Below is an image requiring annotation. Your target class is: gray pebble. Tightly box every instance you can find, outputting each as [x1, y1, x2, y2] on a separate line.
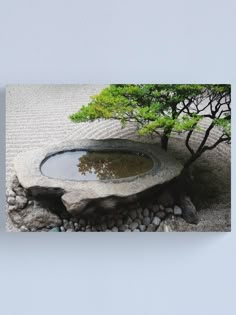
[139, 225, 146, 232]
[66, 228, 74, 232]
[159, 204, 165, 211]
[7, 189, 16, 198]
[152, 217, 161, 226]
[60, 226, 66, 232]
[156, 211, 166, 220]
[119, 224, 128, 232]
[129, 222, 139, 231]
[146, 224, 155, 232]
[124, 217, 133, 225]
[7, 197, 16, 206]
[129, 209, 137, 220]
[107, 219, 115, 229]
[165, 207, 173, 214]
[137, 208, 143, 216]
[143, 208, 149, 217]
[133, 229, 140, 232]
[116, 218, 123, 227]
[111, 226, 119, 232]
[68, 221, 75, 230]
[20, 225, 29, 232]
[101, 224, 107, 231]
[143, 217, 151, 226]
[174, 205, 182, 215]
[63, 219, 69, 229]
[16, 195, 28, 209]
[50, 227, 60, 232]
[8, 205, 17, 212]
[134, 218, 142, 225]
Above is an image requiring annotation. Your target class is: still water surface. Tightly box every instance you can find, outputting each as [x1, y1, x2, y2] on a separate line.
[41, 150, 154, 181]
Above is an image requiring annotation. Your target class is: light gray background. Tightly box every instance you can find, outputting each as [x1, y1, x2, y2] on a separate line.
[0, 1, 235, 314]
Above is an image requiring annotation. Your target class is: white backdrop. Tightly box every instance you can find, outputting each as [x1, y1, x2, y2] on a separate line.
[0, 1, 235, 314]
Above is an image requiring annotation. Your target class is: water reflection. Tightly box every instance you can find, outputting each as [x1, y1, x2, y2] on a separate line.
[41, 150, 153, 181]
[78, 151, 153, 180]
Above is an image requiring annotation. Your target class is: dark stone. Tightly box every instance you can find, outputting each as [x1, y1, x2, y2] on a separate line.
[179, 196, 199, 224]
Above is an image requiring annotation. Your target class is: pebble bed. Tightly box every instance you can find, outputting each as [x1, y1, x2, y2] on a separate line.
[7, 175, 183, 232]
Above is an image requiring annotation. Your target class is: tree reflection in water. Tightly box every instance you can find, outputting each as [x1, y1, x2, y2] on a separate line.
[77, 151, 153, 180]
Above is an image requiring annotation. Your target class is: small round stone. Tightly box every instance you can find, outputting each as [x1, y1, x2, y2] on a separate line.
[165, 207, 173, 214]
[134, 218, 142, 225]
[66, 228, 74, 232]
[152, 217, 161, 226]
[15, 196, 28, 209]
[20, 225, 29, 232]
[7, 189, 16, 198]
[139, 225, 146, 232]
[123, 216, 132, 225]
[63, 219, 69, 229]
[119, 224, 128, 232]
[68, 221, 75, 230]
[129, 209, 137, 220]
[107, 219, 115, 229]
[174, 205, 182, 216]
[133, 229, 140, 232]
[50, 227, 60, 232]
[60, 226, 66, 232]
[143, 217, 151, 226]
[8, 205, 17, 212]
[129, 222, 139, 231]
[100, 224, 107, 231]
[159, 204, 165, 211]
[156, 211, 166, 220]
[7, 197, 16, 206]
[143, 208, 149, 217]
[111, 226, 119, 232]
[146, 224, 155, 232]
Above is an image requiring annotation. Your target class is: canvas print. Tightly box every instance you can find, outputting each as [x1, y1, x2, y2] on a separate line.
[6, 84, 231, 232]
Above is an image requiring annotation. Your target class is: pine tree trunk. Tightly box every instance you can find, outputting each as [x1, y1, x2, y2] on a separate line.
[161, 128, 172, 151]
[184, 153, 201, 169]
[161, 134, 169, 151]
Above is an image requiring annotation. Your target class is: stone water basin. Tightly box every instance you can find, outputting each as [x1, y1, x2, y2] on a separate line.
[41, 150, 154, 181]
[14, 139, 183, 217]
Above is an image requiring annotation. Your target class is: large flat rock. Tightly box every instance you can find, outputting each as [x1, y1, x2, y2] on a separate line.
[14, 139, 183, 216]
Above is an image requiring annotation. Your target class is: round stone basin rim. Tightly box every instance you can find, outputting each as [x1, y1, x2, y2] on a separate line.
[13, 139, 183, 199]
[40, 148, 155, 182]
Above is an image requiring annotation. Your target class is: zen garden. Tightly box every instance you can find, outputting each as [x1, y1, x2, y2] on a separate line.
[6, 84, 231, 232]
